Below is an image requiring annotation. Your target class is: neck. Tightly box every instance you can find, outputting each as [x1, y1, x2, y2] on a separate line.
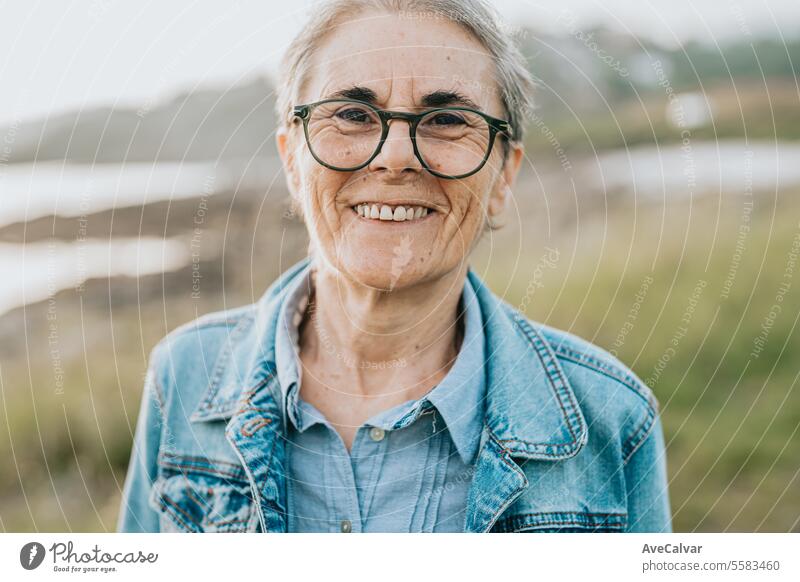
[298, 259, 467, 399]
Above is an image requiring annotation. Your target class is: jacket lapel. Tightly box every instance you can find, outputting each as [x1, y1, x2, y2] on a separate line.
[463, 428, 528, 532]
[188, 257, 312, 532]
[223, 368, 287, 533]
[462, 269, 588, 532]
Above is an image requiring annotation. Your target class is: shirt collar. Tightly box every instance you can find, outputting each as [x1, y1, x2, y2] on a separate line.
[273, 260, 314, 430]
[415, 278, 485, 465]
[190, 255, 587, 462]
[273, 262, 486, 464]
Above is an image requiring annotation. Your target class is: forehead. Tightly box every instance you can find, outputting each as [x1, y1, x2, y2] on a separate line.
[301, 10, 503, 114]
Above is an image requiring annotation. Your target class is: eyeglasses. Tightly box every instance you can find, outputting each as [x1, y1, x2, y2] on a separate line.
[291, 98, 513, 179]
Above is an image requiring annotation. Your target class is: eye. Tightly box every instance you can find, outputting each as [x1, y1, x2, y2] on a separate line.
[426, 112, 467, 126]
[335, 106, 374, 124]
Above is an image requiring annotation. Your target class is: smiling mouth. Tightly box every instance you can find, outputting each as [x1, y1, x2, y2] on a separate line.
[351, 203, 436, 223]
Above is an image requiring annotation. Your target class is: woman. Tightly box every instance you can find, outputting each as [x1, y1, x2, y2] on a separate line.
[118, 0, 671, 533]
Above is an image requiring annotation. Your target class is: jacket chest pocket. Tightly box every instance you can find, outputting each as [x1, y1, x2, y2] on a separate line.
[149, 451, 259, 533]
[491, 511, 628, 533]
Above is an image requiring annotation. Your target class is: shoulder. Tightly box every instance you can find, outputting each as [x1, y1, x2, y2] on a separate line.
[538, 321, 657, 410]
[156, 303, 255, 356]
[533, 318, 661, 463]
[146, 304, 257, 400]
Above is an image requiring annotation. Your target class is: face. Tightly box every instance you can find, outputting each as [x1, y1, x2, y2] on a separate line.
[277, 9, 524, 290]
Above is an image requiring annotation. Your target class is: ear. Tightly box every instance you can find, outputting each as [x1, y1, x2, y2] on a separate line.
[488, 142, 524, 217]
[276, 125, 302, 198]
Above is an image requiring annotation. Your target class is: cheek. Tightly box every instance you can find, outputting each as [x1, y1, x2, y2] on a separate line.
[299, 161, 349, 222]
[445, 178, 491, 227]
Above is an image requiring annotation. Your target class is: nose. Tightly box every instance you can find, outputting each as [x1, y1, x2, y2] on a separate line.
[368, 118, 423, 178]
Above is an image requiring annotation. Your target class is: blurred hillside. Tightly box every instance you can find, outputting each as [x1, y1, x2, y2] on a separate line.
[521, 32, 800, 152]
[0, 76, 276, 163]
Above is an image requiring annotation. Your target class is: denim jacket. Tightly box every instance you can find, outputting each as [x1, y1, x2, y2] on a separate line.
[117, 256, 672, 533]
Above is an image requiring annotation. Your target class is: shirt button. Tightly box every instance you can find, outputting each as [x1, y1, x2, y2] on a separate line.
[340, 519, 352, 533]
[369, 427, 385, 442]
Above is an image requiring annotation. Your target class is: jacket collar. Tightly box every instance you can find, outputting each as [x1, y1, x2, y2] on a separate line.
[189, 255, 587, 462]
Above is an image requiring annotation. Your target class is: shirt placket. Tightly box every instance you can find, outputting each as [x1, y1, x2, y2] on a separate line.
[406, 409, 446, 532]
[423, 412, 453, 531]
[326, 432, 362, 533]
[352, 425, 387, 524]
[390, 404, 439, 532]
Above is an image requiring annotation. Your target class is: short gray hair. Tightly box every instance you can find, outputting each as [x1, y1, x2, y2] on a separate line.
[275, 0, 537, 150]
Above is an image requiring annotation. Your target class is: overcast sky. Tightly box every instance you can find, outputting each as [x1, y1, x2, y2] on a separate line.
[0, 0, 797, 126]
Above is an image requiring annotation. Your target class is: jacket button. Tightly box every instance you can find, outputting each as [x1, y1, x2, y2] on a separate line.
[340, 519, 352, 533]
[369, 427, 385, 442]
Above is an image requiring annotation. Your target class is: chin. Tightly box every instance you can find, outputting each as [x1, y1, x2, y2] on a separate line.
[334, 250, 426, 292]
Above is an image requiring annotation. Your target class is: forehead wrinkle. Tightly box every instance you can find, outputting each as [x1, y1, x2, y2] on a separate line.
[408, 76, 496, 116]
[306, 43, 394, 103]
[388, 43, 395, 106]
[307, 10, 496, 91]
[309, 34, 501, 116]
[410, 73, 414, 111]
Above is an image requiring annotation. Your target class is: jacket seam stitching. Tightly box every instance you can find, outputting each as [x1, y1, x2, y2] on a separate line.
[258, 422, 281, 498]
[554, 348, 658, 463]
[507, 522, 627, 532]
[554, 346, 653, 406]
[505, 308, 583, 446]
[499, 438, 578, 448]
[159, 494, 200, 531]
[489, 429, 524, 472]
[505, 511, 627, 518]
[159, 451, 248, 470]
[157, 460, 248, 481]
[623, 410, 658, 465]
[483, 428, 528, 531]
[525, 325, 579, 442]
[183, 483, 208, 510]
[494, 511, 628, 532]
[207, 517, 250, 527]
[195, 313, 257, 412]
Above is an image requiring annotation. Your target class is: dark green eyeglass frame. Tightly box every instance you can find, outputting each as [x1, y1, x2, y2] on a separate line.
[292, 98, 514, 179]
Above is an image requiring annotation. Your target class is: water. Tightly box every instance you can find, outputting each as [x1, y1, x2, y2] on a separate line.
[0, 238, 190, 317]
[0, 157, 286, 228]
[0, 161, 227, 228]
[0, 159, 286, 317]
[583, 139, 800, 199]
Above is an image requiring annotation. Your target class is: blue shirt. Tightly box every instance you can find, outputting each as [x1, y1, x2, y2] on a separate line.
[274, 261, 486, 532]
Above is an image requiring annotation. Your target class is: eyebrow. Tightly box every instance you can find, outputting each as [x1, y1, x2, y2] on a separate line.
[328, 85, 379, 103]
[420, 90, 481, 110]
[325, 86, 482, 110]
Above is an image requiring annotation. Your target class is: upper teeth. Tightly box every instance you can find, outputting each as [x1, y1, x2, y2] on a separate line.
[354, 204, 430, 221]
